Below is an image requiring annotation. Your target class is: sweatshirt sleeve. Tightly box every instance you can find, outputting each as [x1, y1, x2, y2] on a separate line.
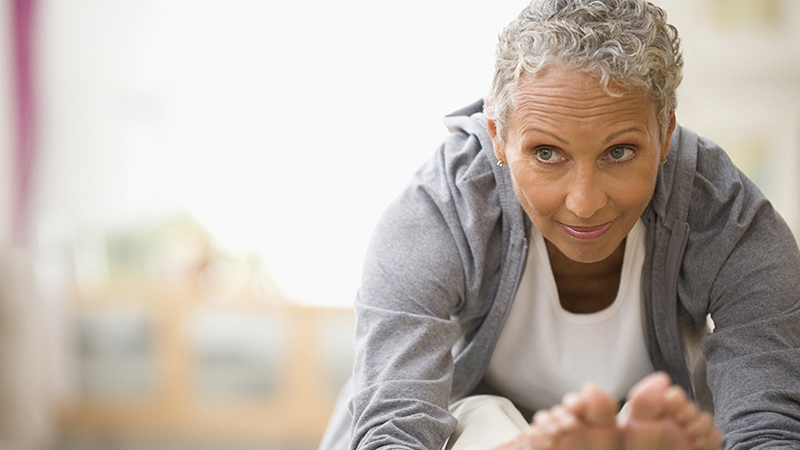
[686, 138, 800, 448]
[349, 130, 504, 450]
[350, 187, 464, 450]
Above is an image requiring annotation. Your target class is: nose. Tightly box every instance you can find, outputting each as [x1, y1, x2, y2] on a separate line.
[565, 166, 607, 219]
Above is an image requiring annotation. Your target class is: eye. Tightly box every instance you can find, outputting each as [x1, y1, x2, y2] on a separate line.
[535, 147, 564, 164]
[606, 146, 635, 162]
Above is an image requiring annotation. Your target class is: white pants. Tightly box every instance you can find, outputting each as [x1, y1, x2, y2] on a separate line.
[444, 395, 531, 450]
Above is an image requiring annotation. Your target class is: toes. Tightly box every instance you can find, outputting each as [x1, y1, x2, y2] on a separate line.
[533, 409, 564, 434]
[686, 412, 715, 442]
[532, 408, 553, 428]
[701, 427, 724, 450]
[627, 372, 672, 399]
[625, 372, 672, 420]
[561, 391, 582, 413]
[523, 426, 559, 450]
[620, 374, 724, 450]
[578, 382, 620, 426]
[673, 398, 700, 425]
[530, 407, 577, 449]
[664, 385, 687, 416]
[551, 405, 579, 431]
[531, 396, 622, 450]
[557, 383, 619, 427]
[533, 406, 578, 435]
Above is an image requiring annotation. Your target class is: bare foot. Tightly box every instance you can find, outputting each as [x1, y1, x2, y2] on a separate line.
[618, 372, 723, 450]
[522, 382, 622, 450]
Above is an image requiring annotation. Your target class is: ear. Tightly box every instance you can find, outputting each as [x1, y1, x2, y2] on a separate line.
[660, 114, 677, 162]
[487, 118, 507, 165]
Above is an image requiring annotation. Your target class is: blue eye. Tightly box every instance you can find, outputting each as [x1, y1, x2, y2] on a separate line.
[535, 147, 561, 162]
[608, 146, 635, 161]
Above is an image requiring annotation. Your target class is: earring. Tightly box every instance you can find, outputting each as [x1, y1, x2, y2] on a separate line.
[661, 157, 667, 165]
[496, 160, 505, 167]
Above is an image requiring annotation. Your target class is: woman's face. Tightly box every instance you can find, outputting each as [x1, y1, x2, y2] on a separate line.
[489, 67, 675, 264]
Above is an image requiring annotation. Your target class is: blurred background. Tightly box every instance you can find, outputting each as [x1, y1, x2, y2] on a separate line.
[0, 0, 797, 449]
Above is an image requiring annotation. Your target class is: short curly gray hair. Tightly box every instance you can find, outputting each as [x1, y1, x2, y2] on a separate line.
[485, 0, 683, 143]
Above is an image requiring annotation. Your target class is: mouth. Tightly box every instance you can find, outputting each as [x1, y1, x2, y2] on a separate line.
[559, 221, 613, 240]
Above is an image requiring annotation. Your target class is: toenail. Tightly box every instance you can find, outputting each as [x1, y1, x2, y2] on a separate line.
[562, 392, 580, 407]
[666, 385, 685, 398]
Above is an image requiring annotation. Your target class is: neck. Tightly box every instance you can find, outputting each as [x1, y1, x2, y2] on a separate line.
[545, 238, 626, 313]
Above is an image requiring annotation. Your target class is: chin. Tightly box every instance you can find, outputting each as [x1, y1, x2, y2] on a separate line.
[568, 253, 608, 264]
[560, 242, 618, 264]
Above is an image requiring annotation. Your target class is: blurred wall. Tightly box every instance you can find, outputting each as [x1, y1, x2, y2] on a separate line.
[656, 0, 800, 233]
[30, 0, 531, 308]
[0, 0, 13, 245]
[2, 1, 799, 450]
[28, 0, 800, 312]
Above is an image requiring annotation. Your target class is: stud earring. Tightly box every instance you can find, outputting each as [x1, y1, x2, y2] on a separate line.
[661, 157, 667, 165]
[496, 160, 505, 167]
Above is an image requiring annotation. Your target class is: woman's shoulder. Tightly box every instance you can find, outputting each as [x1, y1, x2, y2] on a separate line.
[671, 124, 797, 280]
[658, 125, 800, 325]
[682, 128, 770, 233]
[656, 124, 770, 231]
[385, 100, 519, 233]
[359, 101, 519, 317]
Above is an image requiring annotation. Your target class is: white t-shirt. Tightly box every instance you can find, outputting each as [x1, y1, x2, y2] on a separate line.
[484, 219, 654, 412]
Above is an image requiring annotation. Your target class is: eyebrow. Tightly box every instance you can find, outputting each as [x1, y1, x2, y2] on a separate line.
[603, 127, 646, 144]
[521, 127, 569, 144]
[521, 126, 646, 146]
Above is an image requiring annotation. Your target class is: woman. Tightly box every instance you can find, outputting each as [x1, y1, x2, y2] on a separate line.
[320, 1, 800, 449]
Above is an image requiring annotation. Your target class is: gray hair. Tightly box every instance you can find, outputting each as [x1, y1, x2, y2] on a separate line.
[484, 0, 683, 143]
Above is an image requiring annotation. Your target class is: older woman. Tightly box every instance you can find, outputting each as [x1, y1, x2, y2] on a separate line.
[320, 1, 800, 449]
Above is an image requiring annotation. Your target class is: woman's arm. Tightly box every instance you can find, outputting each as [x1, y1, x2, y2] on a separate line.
[349, 135, 504, 450]
[685, 141, 800, 447]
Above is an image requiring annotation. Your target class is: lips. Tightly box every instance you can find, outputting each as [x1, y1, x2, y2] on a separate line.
[560, 221, 613, 240]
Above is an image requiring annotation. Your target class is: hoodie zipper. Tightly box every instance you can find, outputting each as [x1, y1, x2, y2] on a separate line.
[665, 221, 695, 398]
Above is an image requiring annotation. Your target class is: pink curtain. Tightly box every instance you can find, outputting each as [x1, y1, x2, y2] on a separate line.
[12, 0, 36, 245]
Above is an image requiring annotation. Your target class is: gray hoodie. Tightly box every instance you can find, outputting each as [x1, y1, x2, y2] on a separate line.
[319, 100, 800, 450]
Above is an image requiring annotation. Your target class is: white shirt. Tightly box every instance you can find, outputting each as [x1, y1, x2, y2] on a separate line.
[484, 219, 654, 412]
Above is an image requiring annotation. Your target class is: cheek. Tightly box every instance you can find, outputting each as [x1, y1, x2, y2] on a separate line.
[509, 166, 563, 217]
[607, 169, 658, 209]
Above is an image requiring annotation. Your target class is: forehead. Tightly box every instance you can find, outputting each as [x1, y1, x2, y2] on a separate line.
[510, 68, 657, 130]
